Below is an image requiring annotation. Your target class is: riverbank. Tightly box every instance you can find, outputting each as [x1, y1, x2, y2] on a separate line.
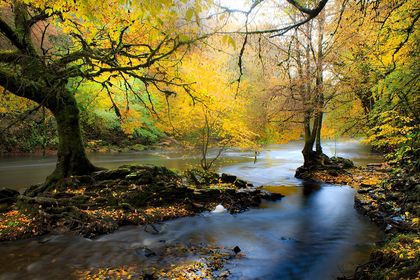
[0, 166, 282, 242]
[0, 143, 394, 279]
[305, 163, 419, 279]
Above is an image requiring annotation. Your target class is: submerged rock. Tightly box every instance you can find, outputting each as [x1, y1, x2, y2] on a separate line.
[136, 247, 157, 258]
[233, 246, 241, 254]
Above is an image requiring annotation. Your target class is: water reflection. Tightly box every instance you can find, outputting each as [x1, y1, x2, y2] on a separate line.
[0, 140, 382, 190]
[0, 141, 383, 279]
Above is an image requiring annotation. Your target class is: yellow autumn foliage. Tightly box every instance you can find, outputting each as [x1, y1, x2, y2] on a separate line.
[160, 47, 259, 152]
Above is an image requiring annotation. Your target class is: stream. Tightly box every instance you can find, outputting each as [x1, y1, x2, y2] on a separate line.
[0, 140, 383, 279]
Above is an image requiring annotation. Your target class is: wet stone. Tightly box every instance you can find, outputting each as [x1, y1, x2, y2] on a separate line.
[233, 246, 241, 254]
[234, 179, 248, 188]
[136, 247, 157, 258]
[221, 173, 237, 184]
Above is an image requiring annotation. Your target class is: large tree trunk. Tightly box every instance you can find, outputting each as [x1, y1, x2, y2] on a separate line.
[1, 70, 100, 194]
[46, 92, 99, 183]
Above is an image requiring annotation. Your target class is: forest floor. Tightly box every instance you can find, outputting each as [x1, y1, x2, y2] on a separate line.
[0, 165, 281, 279]
[307, 163, 420, 280]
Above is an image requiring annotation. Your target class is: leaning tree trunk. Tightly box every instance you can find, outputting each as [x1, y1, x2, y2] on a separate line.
[46, 92, 99, 183]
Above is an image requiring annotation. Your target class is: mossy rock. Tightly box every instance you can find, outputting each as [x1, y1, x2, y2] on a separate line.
[184, 169, 220, 186]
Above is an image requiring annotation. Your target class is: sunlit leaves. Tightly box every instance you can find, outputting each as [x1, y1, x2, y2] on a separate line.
[159, 47, 259, 160]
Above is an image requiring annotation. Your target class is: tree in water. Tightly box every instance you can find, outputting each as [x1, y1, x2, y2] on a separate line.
[265, 9, 330, 169]
[0, 0, 329, 189]
[252, 2, 351, 171]
[0, 0, 205, 188]
[216, 0, 331, 170]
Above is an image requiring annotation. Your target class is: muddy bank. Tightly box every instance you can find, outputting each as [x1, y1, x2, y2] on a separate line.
[0, 165, 282, 241]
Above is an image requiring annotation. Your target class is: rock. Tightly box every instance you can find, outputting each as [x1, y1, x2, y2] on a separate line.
[219, 270, 230, 277]
[391, 215, 405, 223]
[184, 169, 220, 185]
[136, 247, 157, 258]
[212, 204, 227, 213]
[234, 179, 247, 188]
[221, 173, 237, 184]
[233, 246, 241, 254]
[259, 190, 284, 201]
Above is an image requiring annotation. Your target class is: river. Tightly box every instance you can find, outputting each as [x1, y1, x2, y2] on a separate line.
[0, 140, 383, 279]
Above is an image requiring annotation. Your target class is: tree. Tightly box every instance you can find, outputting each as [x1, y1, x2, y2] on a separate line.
[0, 0, 205, 187]
[0, 0, 330, 189]
[339, 0, 419, 167]
[259, 8, 331, 168]
[216, 0, 335, 168]
[160, 48, 257, 170]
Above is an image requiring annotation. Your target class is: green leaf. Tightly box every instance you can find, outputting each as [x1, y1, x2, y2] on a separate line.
[186, 8, 194, 21]
[222, 35, 236, 49]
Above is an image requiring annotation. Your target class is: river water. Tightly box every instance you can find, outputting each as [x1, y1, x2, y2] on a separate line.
[0, 140, 383, 279]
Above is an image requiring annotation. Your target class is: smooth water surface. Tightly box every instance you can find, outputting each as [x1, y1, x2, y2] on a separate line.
[0, 140, 383, 279]
[0, 140, 381, 190]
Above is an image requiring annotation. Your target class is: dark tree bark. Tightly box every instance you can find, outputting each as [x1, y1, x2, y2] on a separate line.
[0, 1, 192, 188]
[297, 10, 328, 168]
[0, 4, 100, 187]
[46, 92, 99, 182]
[0, 66, 100, 188]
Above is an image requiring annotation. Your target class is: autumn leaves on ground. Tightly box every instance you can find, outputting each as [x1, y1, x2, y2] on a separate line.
[0, 0, 419, 279]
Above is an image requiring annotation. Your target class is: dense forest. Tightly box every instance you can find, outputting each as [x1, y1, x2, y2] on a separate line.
[0, 0, 419, 279]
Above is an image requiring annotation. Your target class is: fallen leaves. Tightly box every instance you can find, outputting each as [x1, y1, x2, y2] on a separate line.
[0, 210, 42, 241]
[310, 166, 388, 189]
[74, 243, 239, 280]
